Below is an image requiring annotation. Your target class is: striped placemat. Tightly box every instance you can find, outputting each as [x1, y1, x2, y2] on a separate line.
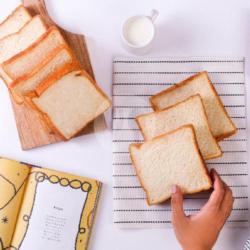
[244, 237, 250, 250]
[112, 56, 249, 228]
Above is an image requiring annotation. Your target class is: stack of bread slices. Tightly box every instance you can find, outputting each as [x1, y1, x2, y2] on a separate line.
[0, 5, 111, 140]
[130, 71, 237, 205]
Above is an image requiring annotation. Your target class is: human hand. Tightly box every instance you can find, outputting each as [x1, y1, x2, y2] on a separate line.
[171, 169, 234, 250]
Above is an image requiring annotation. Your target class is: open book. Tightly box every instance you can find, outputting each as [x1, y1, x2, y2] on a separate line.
[0, 157, 101, 250]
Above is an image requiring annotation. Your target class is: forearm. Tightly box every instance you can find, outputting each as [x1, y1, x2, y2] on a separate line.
[183, 247, 212, 250]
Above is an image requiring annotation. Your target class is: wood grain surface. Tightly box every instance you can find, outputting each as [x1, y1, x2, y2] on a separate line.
[10, 0, 106, 150]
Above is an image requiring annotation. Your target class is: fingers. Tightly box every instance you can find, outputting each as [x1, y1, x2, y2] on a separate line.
[221, 185, 234, 218]
[171, 185, 186, 225]
[205, 169, 226, 209]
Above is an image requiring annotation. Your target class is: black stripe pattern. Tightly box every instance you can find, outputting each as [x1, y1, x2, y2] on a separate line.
[112, 57, 248, 227]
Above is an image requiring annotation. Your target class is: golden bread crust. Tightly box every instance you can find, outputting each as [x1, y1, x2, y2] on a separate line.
[129, 124, 212, 205]
[9, 44, 76, 89]
[0, 15, 47, 44]
[136, 94, 222, 160]
[9, 44, 79, 105]
[25, 68, 111, 140]
[150, 71, 237, 141]
[2, 26, 65, 78]
[0, 5, 31, 31]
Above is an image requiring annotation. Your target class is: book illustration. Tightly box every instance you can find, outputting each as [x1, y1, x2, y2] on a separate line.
[0, 159, 30, 210]
[0, 158, 30, 249]
[0, 158, 101, 250]
[0, 175, 16, 209]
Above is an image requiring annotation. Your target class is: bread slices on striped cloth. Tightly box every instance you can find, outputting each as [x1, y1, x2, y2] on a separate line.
[0, 5, 32, 40]
[136, 94, 222, 160]
[25, 69, 111, 140]
[0, 15, 47, 85]
[10, 45, 79, 104]
[2, 26, 66, 81]
[129, 125, 212, 205]
[150, 71, 237, 140]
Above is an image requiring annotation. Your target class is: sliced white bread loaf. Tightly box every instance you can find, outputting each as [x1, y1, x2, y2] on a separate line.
[10, 45, 79, 104]
[136, 95, 222, 160]
[0, 15, 47, 85]
[26, 70, 111, 140]
[2, 26, 66, 81]
[150, 71, 237, 140]
[130, 125, 212, 205]
[0, 5, 31, 40]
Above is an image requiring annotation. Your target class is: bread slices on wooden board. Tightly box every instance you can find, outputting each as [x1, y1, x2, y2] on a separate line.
[2, 26, 66, 81]
[26, 70, 111, 140]
[0, 15, 47, 85]
[150, 71, 237, 140]
[10, 45, 79, 104]
[129, 125, 212, 205]
[0, 5, 32, 40]
[136, 95, 222, 160]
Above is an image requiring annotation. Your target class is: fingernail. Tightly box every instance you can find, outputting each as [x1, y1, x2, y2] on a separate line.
[171, 185, 177, 194]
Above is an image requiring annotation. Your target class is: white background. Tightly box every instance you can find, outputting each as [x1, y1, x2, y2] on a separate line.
[0, 0, 250, 249]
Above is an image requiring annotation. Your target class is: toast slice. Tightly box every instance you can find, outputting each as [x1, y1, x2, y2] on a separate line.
[129, 125, 212, 205]
[150, 71, 237, 140]
[136, 95, 222, 160]
[0, 5, 32, 40]
[26, 70, 111, 140]
[0, 15, 47, 85]
[2, 26, 66, 81]
[10, 45, 78, 104]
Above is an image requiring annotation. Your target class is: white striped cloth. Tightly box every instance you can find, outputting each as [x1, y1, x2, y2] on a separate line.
[112, 56, 249, 228]
[244, 238, 250, 250]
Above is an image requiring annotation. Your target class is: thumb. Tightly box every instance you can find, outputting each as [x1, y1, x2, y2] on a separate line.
[171, 185, 186, 224]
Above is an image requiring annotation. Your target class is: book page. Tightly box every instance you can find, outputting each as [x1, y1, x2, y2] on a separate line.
[0, 158, 30, 249]
[11, 167, 101, 250]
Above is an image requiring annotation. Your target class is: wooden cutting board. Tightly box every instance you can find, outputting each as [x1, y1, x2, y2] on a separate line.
[10, 0, 106, 150]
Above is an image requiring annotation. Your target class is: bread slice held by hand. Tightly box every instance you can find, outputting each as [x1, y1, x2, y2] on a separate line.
[26, 70, 111, 140]
[150, 71, 237, 140]
[0, 5, 31, 40]
[129, 125, 212, 205]
[10, 45, 78, 104]
[136, 95, 222, 160]
[2, 26, 66, 81]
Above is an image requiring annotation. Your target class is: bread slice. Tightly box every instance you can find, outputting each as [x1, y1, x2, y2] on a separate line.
[150, 71, 237, 140]
[136, 95, 222, 160]
[0, 15, 47, 63]
[0, 15, 47, 85]
[129, 125, 212, 205]
[2, 26, 66, 81]
[0, 5, 31, 40]
[10, 45, 78, 104]
[26, 70, 111, 140]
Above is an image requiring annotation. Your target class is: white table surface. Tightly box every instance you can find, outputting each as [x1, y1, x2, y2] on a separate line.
[0, 0, 250, 249]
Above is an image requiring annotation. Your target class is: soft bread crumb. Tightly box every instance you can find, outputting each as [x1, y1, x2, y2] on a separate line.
[136, 94, 222, 160]
[150, 72, 237, 140]
[2, 26, 66, 81]
[130, 125, 212, 205]
[31, 70, 111, 139]
[10, 46, 77, 103]
[0, 5, 31, 40]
